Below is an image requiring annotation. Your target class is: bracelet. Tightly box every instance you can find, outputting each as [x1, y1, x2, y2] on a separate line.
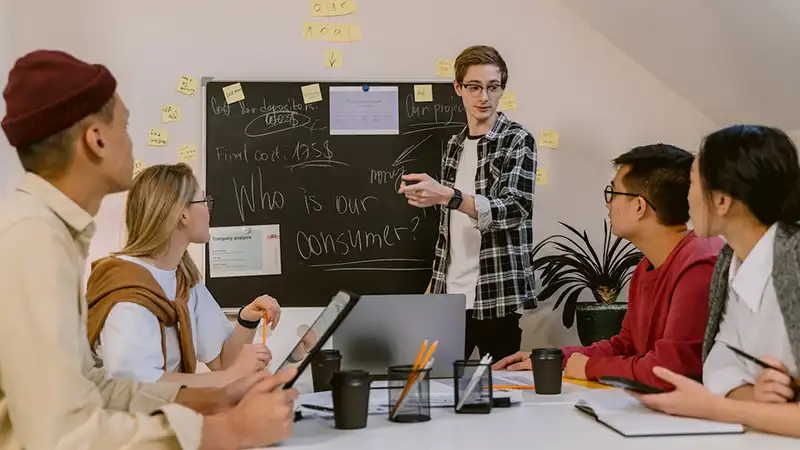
[237, 306, 260, 329]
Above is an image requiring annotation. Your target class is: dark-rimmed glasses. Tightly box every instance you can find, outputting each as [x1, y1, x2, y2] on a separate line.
[604, 185, 656, 211]
[459, 82, 504, 98]
[189, 195, 214, 212]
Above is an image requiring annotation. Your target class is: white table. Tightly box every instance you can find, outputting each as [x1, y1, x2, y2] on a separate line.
[276, 374, 798, 449]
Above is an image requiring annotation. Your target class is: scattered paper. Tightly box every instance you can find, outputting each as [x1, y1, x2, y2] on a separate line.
[536, 168, 548, 186]
[133, 159, 146, 177]
[499, 92, 518, 111]
[310, 0, 357, 16]
[303, 22, 361, 42]
[178, 144, 197, 162]
[209, 225, 282, 278]
[541, 129, 560, 149]
[222, 83, 245, 104]
[324, 49, 343, 68]
[301, 83, 323, 104]
[413, 84, 433, 102]
[148, 128, 168, 147]
[329, 86, 399, 135]
[176, 76, 199, 96]
[161, 104, 181, 123]
[436, 59, 455, 78]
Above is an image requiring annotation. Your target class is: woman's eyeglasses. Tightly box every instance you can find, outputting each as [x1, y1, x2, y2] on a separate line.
[189, 195, 214, 212]
[604, 185, 657, 211]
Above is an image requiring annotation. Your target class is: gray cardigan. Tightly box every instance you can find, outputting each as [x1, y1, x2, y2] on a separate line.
[702, 223, 800, 367]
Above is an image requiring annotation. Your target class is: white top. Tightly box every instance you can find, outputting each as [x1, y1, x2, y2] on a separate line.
[703, 224, 798, 395]
[96, 255, 234, 382]
[446, 136, 482, 310]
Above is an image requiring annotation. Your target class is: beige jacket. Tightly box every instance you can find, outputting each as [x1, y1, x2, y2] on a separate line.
[0, 174, 203, 450]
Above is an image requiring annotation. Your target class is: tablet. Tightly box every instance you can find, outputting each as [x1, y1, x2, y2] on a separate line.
[279, 289, 360, 389]
[597, 376, 664, 394]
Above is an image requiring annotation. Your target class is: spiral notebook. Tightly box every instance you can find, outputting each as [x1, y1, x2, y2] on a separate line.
[575, 389, 745, 437]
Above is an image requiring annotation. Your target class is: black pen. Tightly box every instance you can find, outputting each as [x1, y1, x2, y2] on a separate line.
[725, 343, 784, 372]
[301, 403, 335, 413]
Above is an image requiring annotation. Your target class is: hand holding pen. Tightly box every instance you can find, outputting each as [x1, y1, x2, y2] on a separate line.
[725, 344, 799, 403]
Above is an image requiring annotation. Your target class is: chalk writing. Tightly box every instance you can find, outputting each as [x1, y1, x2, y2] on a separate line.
[301, 187, 324, 214]
[309, 258, 430, 272]
[335, 195, 377, 215]
[211, 96, 231, 116]
[216, 145, 248, 163]
[404, 94, 465, 135]
[232, 167, 285, 222]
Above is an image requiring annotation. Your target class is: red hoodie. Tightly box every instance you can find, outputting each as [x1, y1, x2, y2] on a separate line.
[561, 232, 724, 390]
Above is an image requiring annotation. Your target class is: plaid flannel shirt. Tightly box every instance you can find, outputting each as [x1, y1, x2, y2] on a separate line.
[430, 113, 537, 320]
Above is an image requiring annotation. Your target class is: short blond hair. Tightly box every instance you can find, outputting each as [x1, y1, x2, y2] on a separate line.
[454, 45, 509, 87]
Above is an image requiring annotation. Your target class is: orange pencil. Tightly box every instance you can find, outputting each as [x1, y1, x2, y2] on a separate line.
[492, 385, 536, 390]
[392, 340, 438, 416]
[262, 312, 267, 344]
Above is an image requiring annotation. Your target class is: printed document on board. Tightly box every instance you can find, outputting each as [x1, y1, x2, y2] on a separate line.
[209, 225, 281, 278]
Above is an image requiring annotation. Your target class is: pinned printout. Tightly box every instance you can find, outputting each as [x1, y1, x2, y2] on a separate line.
[303, 22, 362, 42]
[222, 83, 245, 104]
[161, 104, 181, 123]
[178, 144, 197, 162]
[310, 0, 357, 16]
[301, 83, 323, 104]
[148, 128, 168, 147]
[325, 49, 343, 68]
[329, 86, 399, 135]
[133, 159, 146, 177]
[176, 76, 199, 96]
[413, 84, 433, 103]
[541, 130, 560, 149]
[499, 92, 518, 111]
[536, 168, 548, 186]
[436, 59, 455, 78]
[209, 225, 282, 278]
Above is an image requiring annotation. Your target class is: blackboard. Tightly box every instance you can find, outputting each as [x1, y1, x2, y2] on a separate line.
[204, 80, 467, 308]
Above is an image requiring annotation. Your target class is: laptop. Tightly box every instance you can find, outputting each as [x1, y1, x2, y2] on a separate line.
[331, 294, 466, 378]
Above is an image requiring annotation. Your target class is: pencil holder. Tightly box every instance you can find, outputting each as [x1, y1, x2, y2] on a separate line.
[387, 365, 431, 423]
[453, 359, 493, 414]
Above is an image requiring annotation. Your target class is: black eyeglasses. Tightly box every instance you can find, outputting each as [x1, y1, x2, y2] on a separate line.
[604, 185, 657, 211]
[189, 195, 214, 212]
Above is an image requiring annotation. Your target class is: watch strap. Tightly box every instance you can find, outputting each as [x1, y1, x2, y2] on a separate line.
[237, 306, 260, 329]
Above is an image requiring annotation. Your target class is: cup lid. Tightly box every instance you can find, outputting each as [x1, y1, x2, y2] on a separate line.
[318, 349, 342, 359]
[331, 370, 369, 383]
[531, 348, 563, 359]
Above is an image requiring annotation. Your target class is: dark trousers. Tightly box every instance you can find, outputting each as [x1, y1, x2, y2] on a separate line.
[464, 310, 522, 360]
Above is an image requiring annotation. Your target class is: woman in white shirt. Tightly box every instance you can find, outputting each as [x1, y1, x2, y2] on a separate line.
[86, 163, 281, 387]
[630, 125, 800, 437]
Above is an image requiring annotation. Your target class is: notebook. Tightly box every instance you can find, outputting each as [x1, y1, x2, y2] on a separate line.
[574, 389, 745, 437]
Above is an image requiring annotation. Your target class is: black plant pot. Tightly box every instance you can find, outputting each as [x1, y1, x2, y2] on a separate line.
[575, 302, 628, 346]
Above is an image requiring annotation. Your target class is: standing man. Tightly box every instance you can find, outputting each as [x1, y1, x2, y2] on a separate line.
[399, 45, 537, 360]
[0, 49, 296, 449]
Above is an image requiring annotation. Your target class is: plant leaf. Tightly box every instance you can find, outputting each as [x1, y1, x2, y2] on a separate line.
[561, 287, 585, 328]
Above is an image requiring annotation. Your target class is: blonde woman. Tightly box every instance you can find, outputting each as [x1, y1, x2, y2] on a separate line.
[86, 163, 281, 387]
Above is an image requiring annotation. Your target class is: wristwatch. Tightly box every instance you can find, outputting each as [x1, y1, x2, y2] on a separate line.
[237, 306, 260, 329]
[447, 188, 463, 210]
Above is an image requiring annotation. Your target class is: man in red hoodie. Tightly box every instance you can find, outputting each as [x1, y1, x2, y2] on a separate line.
[493, 144, 724, 390]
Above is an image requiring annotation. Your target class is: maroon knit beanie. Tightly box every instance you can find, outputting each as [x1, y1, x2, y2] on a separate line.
[1, 49, 117, 149]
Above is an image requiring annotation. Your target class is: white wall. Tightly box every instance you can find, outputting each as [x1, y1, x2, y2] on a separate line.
[9, 0, 716, 351]
[0, 0, 21, 198]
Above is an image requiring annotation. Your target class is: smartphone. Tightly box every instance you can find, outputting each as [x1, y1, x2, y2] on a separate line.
[598, 376, 664, 394]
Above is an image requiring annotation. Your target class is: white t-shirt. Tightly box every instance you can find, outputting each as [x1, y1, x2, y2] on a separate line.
[446, 136, 482, 310]
[96, 255, 234, 382]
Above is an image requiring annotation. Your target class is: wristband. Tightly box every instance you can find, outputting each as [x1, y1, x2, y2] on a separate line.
[237, 306, 260, 329]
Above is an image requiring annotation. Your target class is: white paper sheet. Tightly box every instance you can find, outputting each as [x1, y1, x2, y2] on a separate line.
[329, 86, 399, 135]
[208, 225, 281, 278]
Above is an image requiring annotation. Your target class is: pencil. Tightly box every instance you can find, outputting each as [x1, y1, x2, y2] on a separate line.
[492, 385, 536, 390]
[391, 340, 438, 416]
[262, 312, 267, 344]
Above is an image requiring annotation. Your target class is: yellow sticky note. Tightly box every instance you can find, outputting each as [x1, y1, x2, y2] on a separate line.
[161, 104, 181, 123]
[436, 59, 455, 78]
[133, 159, 146, 177]
[303, 22, 362, 42]
[178, 144, 197, 163]
[301, 83, 323, 104]
[148, 128, 168, 147]
[541, 130, 560, 149]
[536, 168, 548, 186]
[499, 92, 518, 111]
[325, 49, 343, 68]
[310, 0, 357, 16]
[414, 84, 433, 102]
[222, 83, 245, 104]
[176, 76, 198, 96]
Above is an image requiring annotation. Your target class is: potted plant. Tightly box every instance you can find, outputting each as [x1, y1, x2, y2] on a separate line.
[530, 220, 643, 346]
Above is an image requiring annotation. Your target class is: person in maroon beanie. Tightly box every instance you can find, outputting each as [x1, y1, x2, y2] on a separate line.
[494, 144, 724, 390]
[0, 49, 296, 449]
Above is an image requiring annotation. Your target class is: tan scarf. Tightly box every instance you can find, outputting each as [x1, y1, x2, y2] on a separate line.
[86, 256, 197, 374]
